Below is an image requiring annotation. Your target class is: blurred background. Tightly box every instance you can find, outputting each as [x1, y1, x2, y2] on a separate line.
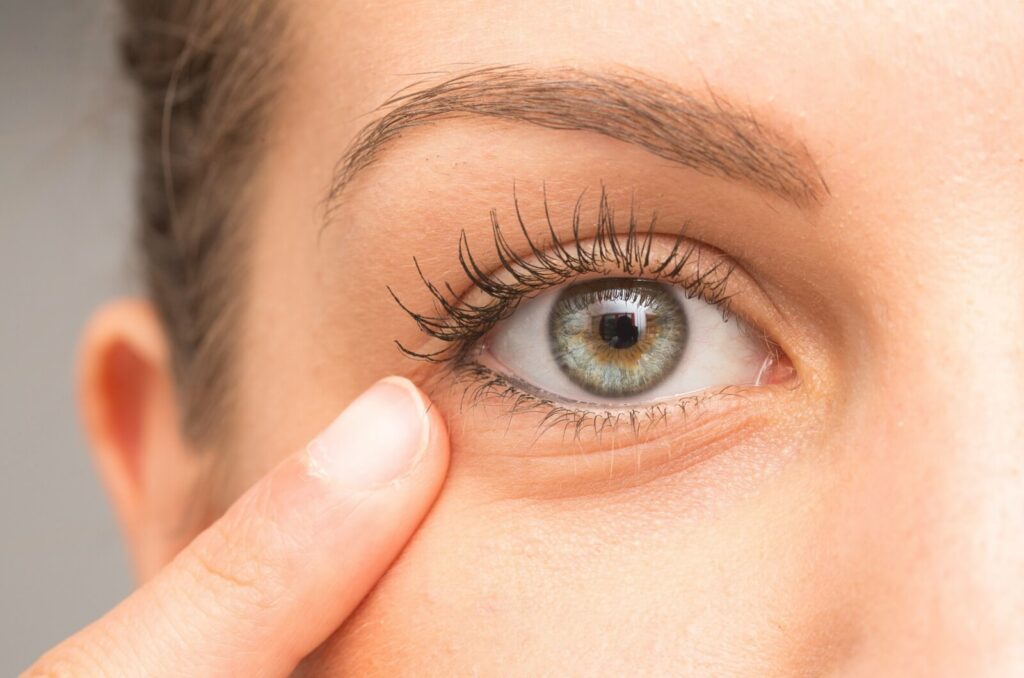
[1, 2, 134, 672]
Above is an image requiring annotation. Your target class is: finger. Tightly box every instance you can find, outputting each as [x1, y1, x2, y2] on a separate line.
[27, 377, 449, 678]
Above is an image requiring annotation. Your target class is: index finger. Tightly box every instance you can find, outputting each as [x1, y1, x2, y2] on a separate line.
[28, 377, 449, 677]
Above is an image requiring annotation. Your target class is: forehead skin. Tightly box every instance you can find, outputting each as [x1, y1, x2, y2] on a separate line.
[220, 1, 1024, 675]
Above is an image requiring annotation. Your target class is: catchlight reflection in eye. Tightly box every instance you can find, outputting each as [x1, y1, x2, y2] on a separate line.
[482, 277, 770, 406]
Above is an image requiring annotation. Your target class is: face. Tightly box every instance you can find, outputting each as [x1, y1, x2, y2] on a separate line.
[164, 1, 1024, 674]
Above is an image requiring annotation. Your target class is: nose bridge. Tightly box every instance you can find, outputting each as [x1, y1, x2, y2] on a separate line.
[847, 243, 1024, 673]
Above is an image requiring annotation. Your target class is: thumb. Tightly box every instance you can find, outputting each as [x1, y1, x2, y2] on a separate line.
[27, 376, 449, 677]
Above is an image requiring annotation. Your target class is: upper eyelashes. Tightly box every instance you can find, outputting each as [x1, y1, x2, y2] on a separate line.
[388, 185, 736, 365]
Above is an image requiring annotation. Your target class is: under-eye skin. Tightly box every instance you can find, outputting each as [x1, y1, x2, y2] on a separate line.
[390, 187, 792, 436]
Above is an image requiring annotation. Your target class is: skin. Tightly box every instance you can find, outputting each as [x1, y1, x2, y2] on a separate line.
[38, 0, 1024, 675]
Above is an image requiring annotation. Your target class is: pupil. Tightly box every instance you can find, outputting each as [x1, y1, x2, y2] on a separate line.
[599, 313, 640, 349]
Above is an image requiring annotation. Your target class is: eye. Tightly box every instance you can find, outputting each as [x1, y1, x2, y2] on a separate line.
[390, 186, 793, 425]
[480, 276, 770, 405]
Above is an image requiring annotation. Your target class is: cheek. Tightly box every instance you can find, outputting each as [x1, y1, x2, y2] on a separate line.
[295, 435, 864, 676]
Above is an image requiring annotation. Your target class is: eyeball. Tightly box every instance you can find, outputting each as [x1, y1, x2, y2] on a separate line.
[481, 278, 769, 406]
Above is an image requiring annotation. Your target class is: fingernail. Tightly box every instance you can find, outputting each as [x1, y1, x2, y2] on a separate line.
[306, 377, 430, 488]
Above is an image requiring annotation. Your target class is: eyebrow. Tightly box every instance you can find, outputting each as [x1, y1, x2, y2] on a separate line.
[325, 65, 828, 214]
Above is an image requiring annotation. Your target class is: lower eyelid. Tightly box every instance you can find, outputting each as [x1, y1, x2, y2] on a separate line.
[445, 356, 781, 443]
[429, 370, 791, 501]
[406, 311, 799, 500]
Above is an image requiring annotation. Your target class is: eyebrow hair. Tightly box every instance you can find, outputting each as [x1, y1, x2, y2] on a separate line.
[325, 65, 828, 214]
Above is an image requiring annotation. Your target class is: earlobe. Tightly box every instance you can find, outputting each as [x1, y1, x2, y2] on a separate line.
[78, 300, 205, 581]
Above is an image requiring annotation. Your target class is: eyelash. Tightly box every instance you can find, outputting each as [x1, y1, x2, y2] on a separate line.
[390, 186, 755, 438]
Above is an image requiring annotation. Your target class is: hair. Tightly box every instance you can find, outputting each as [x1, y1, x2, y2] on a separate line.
[119, 0, 287, 441]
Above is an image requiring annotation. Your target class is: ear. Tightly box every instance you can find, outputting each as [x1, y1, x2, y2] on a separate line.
[78, 300, 207, 582]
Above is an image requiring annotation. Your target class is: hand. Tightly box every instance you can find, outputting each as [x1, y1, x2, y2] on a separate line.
[25, 377, 449, 677]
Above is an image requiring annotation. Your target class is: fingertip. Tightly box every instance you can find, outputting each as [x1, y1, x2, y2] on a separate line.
[306, 376, 443, 489]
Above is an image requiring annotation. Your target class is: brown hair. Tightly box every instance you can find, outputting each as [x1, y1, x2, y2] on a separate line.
[119, 0, 286, 440]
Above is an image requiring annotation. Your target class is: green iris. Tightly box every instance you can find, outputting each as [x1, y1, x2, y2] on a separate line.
[549, 278, 688, 398]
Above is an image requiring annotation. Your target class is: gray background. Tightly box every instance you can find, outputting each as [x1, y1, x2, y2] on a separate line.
[1, 2, 135, 673]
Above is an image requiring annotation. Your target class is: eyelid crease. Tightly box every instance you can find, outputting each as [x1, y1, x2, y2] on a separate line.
[389, 184, 738, 365]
